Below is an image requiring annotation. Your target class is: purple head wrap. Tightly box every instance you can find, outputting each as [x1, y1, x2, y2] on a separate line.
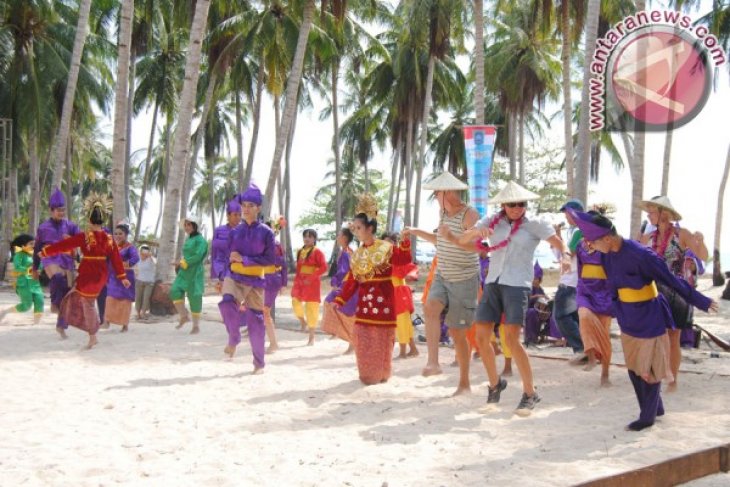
[226, 199, 242, 214]
[238, 184, 263, 206]
[567, 208, 614, 242]
[49, 187, 65, 209]
[533, 261, 543, 279]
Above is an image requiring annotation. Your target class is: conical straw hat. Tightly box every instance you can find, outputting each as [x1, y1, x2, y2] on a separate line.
[489, 180, 540, 204]
[423, 171, 468, 191]
[639, 195, 682, 221]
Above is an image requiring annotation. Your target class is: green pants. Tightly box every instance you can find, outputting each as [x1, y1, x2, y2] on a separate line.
[169, 282, 203, 314]
[16, 286, 44, 313]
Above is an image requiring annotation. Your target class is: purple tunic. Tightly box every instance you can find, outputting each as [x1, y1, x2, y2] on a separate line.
[107, 244, 139, 300]
[576, 242, 614, 316]
[602, 239, 712, 338]
[211, 223, 238, 281]
[325, 249, 357, 316]
[264, 242, 288, 291]
[226, 220, 275, 288]
[33, 218, 81, 271]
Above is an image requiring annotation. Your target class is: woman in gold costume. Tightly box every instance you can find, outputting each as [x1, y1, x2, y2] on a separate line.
[334, 195, 412, 385]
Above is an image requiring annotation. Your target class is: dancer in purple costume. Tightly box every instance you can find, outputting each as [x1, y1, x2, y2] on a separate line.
[33, 188, 81, 338]
[211, 200, 242, 291]
[263, 217, 288, 354]
[218, 184, 275, 373]
[570, 209, 717, 431]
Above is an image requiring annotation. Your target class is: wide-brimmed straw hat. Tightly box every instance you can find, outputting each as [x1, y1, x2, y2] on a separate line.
[423, 171, 468, 191]
[489, 180, 540, 205]
[639, 195, 682, 221]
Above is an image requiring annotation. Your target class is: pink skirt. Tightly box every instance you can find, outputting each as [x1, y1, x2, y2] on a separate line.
[61, 290, 100, 335]
[104, 296, 132, 326]
[321, 302, 355, 342]
[354, 324, 395, 385]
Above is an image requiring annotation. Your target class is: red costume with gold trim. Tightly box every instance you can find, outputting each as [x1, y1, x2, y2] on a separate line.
[335, 239, 412, 327]
[291, 246, 328, 302]
[40, 231, 126, 298]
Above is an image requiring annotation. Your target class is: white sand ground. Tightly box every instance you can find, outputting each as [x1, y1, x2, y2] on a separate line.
[0, 278, 728, 486]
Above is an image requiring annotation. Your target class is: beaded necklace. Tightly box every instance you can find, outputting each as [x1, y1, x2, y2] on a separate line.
[475, 210, 524, 253]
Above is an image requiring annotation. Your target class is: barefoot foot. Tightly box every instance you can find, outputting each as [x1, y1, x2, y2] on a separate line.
[407, 349, 420, 358]
[266, 345, 279, 354]
[56, 327, 68, 340]
[583, 361, 597, 372]
[120, 325, 128, 333]
[252, 366, 264, 375]
[421, 365, 443, 377]
[666, 381, 677, 393]
[343, 344, 355, 355]
[224, 345, 236, 358]
[85, 335, 98, 350]
[190, 325, 200, 335]
[452, 385, 471, 397]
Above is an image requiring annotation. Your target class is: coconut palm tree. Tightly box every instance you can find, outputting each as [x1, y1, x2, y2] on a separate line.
[111, 0, 135, 221]
[50, 0, 94, 193]
[262, 0, 316, 219]
[155, 0, 212, 282]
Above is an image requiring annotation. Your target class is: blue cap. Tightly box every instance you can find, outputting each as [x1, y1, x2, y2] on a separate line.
[560, 199, 585, 212]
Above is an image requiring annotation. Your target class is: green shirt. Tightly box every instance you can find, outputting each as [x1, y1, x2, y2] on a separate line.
[173, 233, 209, 296]
[13, 251, 42, 293]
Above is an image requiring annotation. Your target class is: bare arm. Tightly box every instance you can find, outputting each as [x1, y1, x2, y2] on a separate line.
[546, 234, 571, 273]
[402, 227, 437, 244]
[678, 228, 709, 261]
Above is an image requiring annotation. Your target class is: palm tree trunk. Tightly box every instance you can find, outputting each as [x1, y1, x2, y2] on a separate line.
[51, 0, 93, 191]
[474, 0, 485, 125]
[263, 0, 315, 218]
[0, 166, 16, 280]
[177, 70, 218, 257]
[133, 100, 159, 241]
[661, 130, 672, 195]
[244, 64, 264, 189]
[394, 152, 405, 226]
[518, 111, 525, 184]
[386, 135, 401, 231]
[404, 109, 414, 227]
[713, 143, 730, 286]
[235, 90, 245, 192]
[29, 132, 40, 233]
[575, 0, 601, 204]
[125, 46, 136, 214]
[630, 0, 647, 238]
[208, 158, 216, 230]
[155, 0, 211, 282]
[561, 0, 574, 197]
[282, 107, 298, 216]
[414, 55, 435, 251]
[111, 0, 135, 222]
[508, 111, 517, 179]
[332, 61, 343, 231]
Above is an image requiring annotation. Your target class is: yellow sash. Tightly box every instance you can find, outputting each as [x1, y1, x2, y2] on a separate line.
[299, 265, 317, 275]
[230, 263, 267, 278]
[391, 277, 406, 287]
[618, 281, 658, 303]
[581, 264, 607, 280]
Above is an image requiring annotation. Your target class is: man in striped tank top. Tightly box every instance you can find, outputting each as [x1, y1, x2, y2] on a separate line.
[404, 172, 481, 392]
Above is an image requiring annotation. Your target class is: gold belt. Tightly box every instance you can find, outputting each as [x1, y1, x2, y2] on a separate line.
[618, 281, 658, 303]
[230, 263, 266, 278]
[581, 264, 607, 280]
[300, 265, 317, 275]
[391, 277, 406, 286]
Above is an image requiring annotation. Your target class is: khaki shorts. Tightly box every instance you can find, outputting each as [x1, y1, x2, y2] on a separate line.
[44, 264, 75, 288]
[427, 273, 479, 329]
[221, 277, 264, 311]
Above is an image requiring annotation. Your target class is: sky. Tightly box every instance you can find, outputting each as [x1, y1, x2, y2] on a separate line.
[105, 2, 730, 263]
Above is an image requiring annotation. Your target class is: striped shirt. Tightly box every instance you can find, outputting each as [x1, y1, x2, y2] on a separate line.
[436, 206, 480, 282]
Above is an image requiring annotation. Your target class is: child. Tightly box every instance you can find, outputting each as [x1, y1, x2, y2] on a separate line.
[291, 229, 328, 345]
[103, 224, 139, 332]
[135, 244, 156, 320]
[0, 235, 44, 324]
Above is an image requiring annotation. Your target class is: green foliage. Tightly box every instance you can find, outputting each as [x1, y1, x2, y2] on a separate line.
[490, 141, 567, 214]
[297, 159, 389, 240]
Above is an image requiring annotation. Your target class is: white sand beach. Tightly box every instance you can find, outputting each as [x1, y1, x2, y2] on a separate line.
[0, 278, 728, 486]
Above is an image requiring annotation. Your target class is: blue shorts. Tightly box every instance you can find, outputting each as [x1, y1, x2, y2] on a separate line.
[476, 282, 530, 325]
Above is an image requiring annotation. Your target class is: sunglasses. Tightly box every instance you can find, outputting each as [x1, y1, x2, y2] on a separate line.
[505, 202, 526, 208]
